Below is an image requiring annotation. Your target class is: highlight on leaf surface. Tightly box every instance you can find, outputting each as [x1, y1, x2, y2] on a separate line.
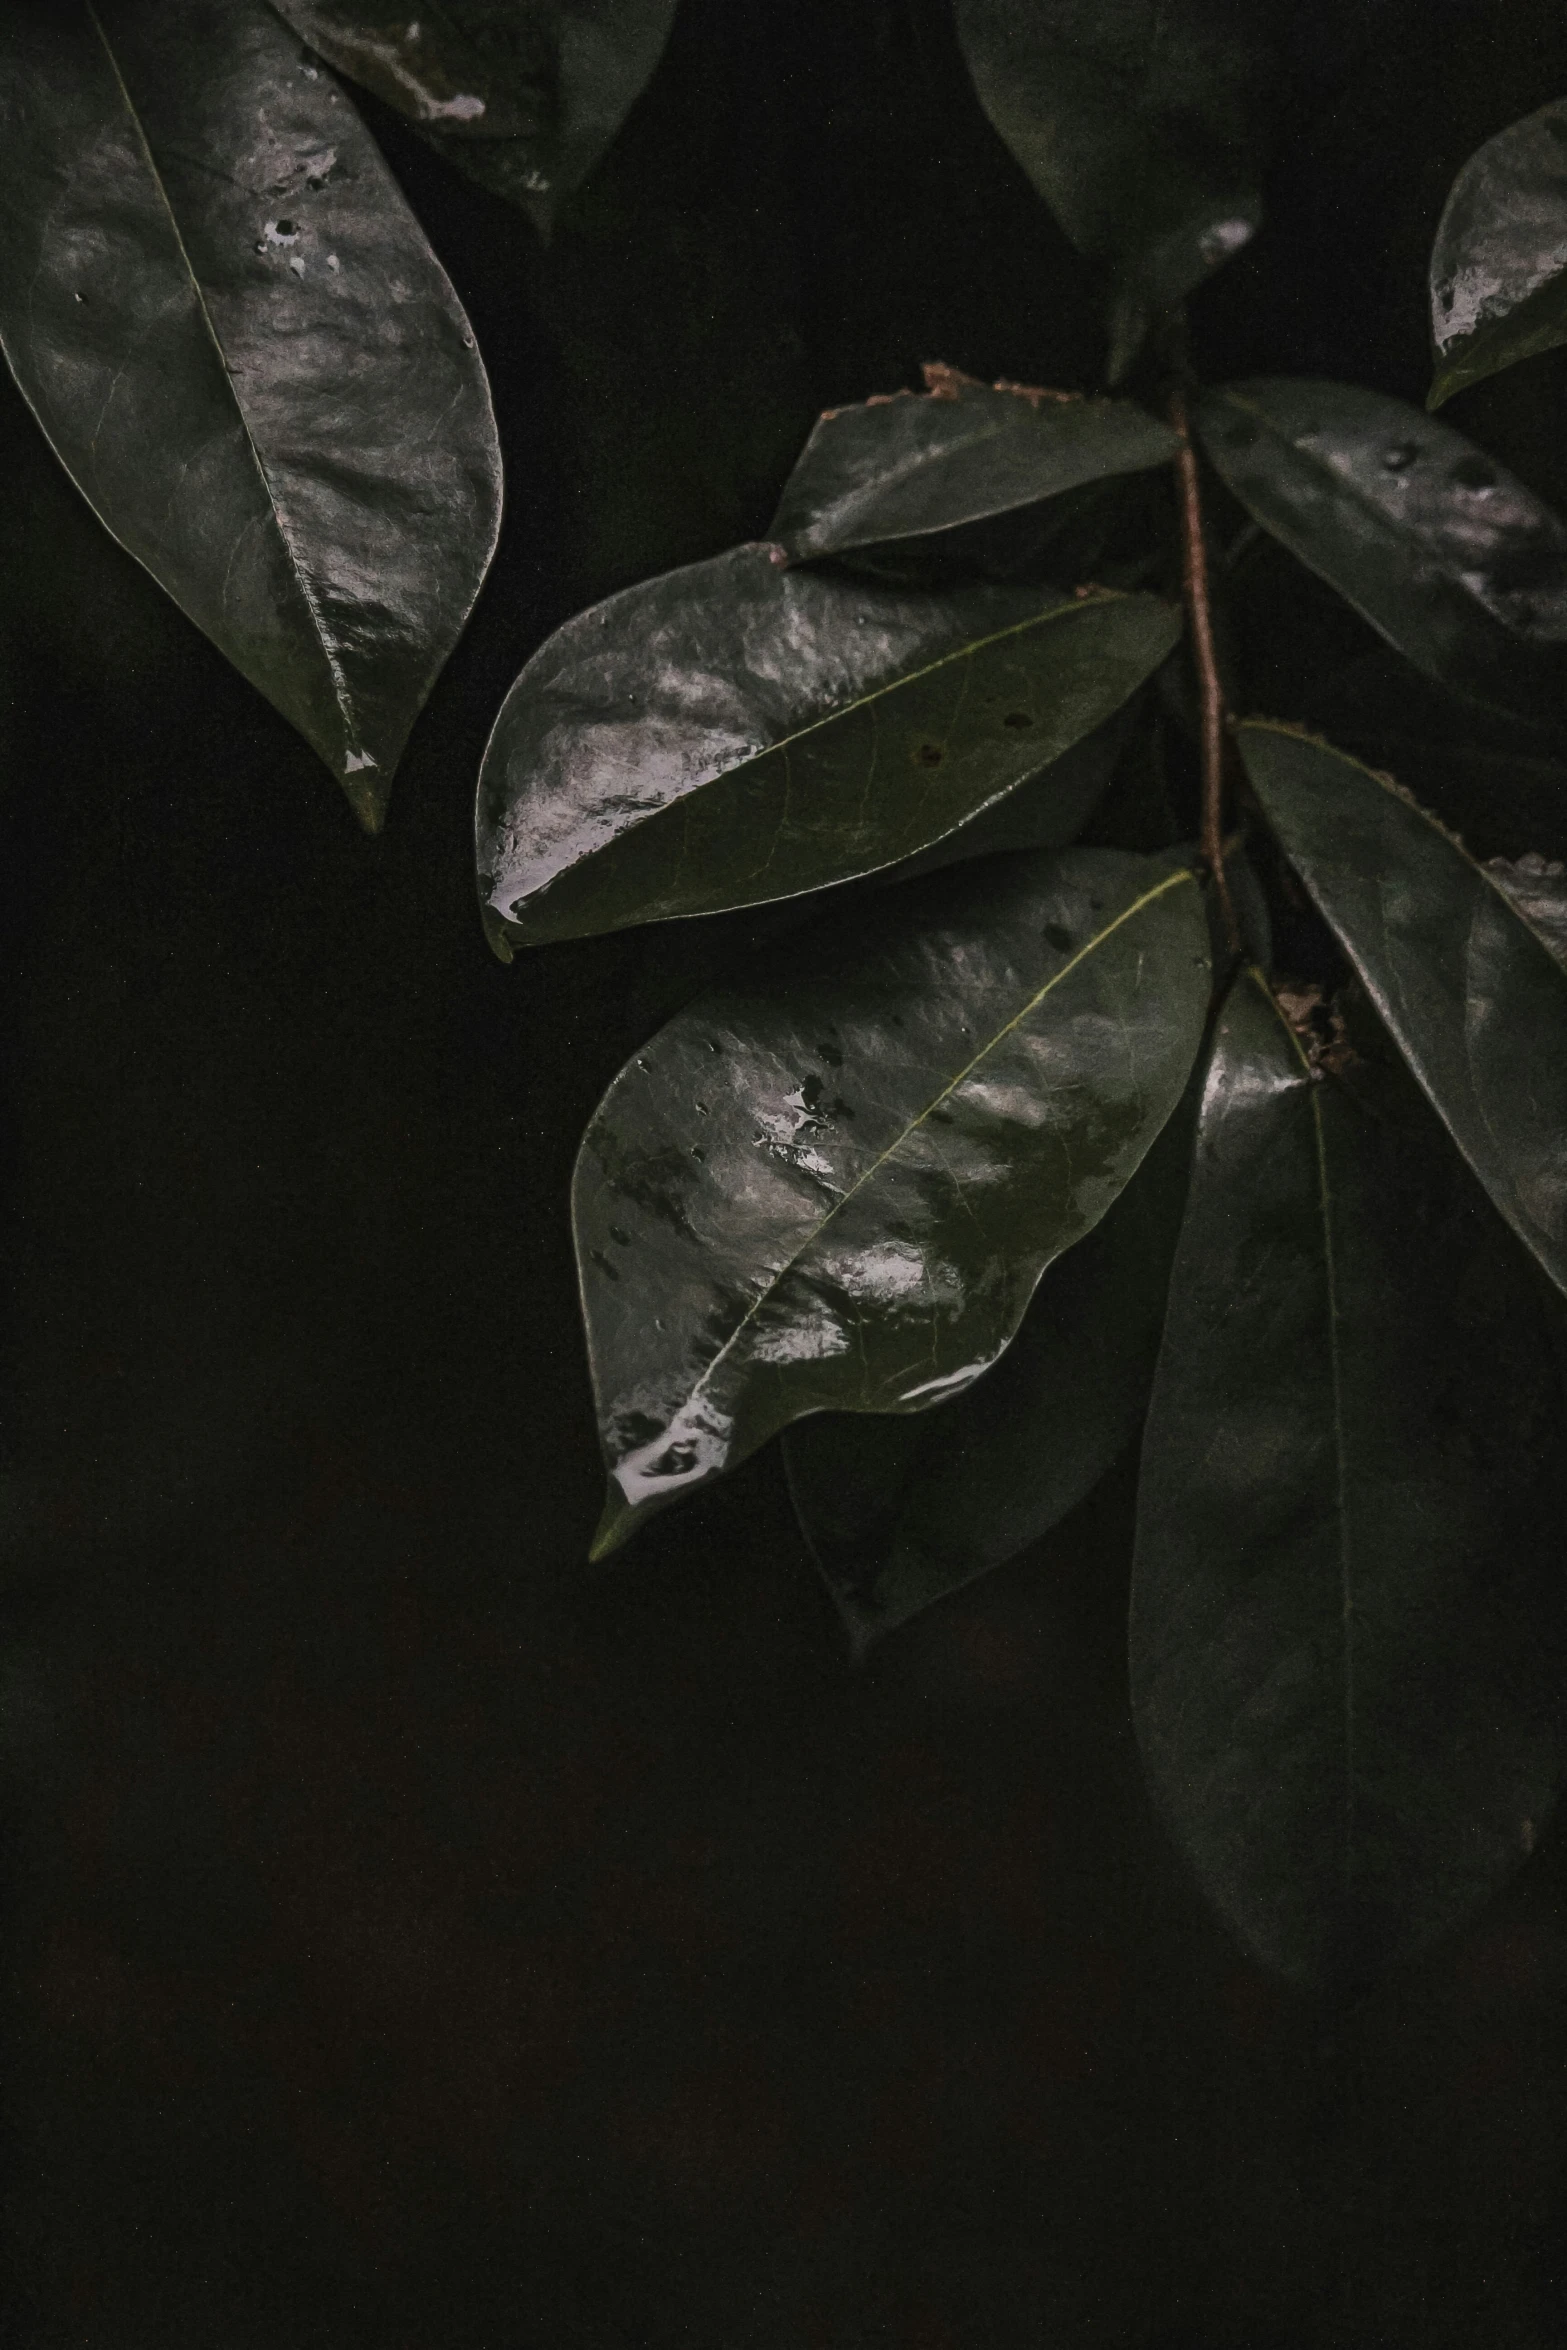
[476, 545, 1180, 951]
[770, 364, 1180, 563]
[1197, 379, 1567, 730]
[1429, 100, 1567, 410]
[1132, 968, 1567, 1988]
[1239, 719, 1567, 1298]
[784, 1071, 1197, 1648]
[0, 0, 502, 828]
[268, 0, 679, 235]
[574, 846, 1209, 1558]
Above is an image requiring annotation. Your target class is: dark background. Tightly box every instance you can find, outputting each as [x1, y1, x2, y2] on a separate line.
[6, 2, 1567, 2341]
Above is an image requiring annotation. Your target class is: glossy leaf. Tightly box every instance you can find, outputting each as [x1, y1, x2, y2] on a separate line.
[1239, 720, 1567, 1297]
[575, 847, 1209, 1557]
[951, 0, 1268, 375]
[1429, 101, 1567, 410]
[1197, 379, 1567, 729]
[784, 1075, 1196, 1647]
[269, 0, 678, 236]
[1487, 852, 1567, 963]
[770, 364, 1179, 563]
[0, 0, 502, 828]
[1132, 971, 1567, 1986]
[477, 547, 1180, 952]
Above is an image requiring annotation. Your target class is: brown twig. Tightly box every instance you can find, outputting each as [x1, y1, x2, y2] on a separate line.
[1169, 384, 1240, 955]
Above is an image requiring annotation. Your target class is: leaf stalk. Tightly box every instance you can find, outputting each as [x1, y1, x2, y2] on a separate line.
[1170, 384, 1240, 955]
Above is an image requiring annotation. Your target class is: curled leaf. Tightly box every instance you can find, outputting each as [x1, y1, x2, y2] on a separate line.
[574, 847, 1209, 1556]
[477, 546, 1180, 950]
[1429, 101, 1567, 410]
[0, 0, 502, 826]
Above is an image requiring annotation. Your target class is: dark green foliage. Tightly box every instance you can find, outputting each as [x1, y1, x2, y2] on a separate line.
[1132, 970, 1567, 1986]
[0, 0, 501, 826]
[268, 0, 679, 236]
[5, 0, 1567, 1996]
[476, 551, 1178, 951]
[575, 849, 1207, 1557]
[1429, 99, 1567, 408]
[1198, 379, 1567, 726]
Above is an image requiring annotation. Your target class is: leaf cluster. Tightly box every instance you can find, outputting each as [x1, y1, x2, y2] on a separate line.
[5, 0, 1567, 1989]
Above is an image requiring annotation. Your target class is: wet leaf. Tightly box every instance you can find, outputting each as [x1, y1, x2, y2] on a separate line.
[883, 695, 1140, 883]
[1484, 852, 1567, 966]
[1197, 380, 1567, 729]
[784, 1075, 1196, 1647]
[1429, 101, 1567, 410]
[575, 847, 1209, 1556]
[269, 0, 678, 235]
[1132, 970, 1567, 1987]
[951, 0, 1269, 376]
[770, 364, 1179, 563]
[0, 0, 501, 828]
[477, 546, 1180, 952]
[1240, 720, 1567, 1297]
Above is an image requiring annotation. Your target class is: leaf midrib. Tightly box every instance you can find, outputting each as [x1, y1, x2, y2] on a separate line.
[86, 0, 358, 763]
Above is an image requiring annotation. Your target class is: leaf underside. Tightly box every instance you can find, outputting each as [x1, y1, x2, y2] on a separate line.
[0, 0, 502, 824]
[477, 545, 1180, 949]
[575, 846, 1210, 1557]
[1132, 970, 1567, 1988]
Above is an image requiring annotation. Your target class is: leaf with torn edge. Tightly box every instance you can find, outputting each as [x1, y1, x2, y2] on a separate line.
[1429, 101, 1567, 410]
[1240, 719, 1567, 1297]
[1132, 969, 1567, 1987]
[0, 0, 502, 828]
[770, 364, 1179, 563]
[951, 0, 1270, 375]
[1197, 380, 1567, 730]
[268, 0, 679, 236]
[574, 846, 1209, 1557]
[784, 1070, 1196, 1648]
[476, 545, 1180, 951]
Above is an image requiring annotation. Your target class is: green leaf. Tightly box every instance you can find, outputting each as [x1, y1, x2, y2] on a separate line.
[1132, 970, 1567, 1987]
[1198, 379, 1567, 729]
[770, 364, 1179, 563]
[268, 0, 678, 236]
[477, 547, 1180, 952]
[575, 847, 1209, 1557]
[1486, 852, 1567, 963]
[784, 1074, 1197, 1647]
[951, 0, 1268, 376]
[1239, 720, 1567, 1298]
[0, 0, 502, 829]
[1429, 102, 1567, 410]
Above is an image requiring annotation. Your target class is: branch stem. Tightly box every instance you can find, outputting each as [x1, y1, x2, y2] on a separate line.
[1170, 385, 1239, 954]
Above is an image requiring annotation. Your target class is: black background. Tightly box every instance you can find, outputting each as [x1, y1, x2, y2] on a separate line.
[7, 2, 1567, 2342]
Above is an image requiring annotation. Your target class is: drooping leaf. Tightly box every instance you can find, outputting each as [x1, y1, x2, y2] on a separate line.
[769, 364, 1179, 563]
[1429, 101, 1567, 410]
[1132, 970, 1567, 1987]
[951, 0, 1269, 376]
[0, 0, 502, 828]
[1239, 720, 1567, 1297]
[575, 847, 1209, 1557]
[268, 0, 678, 236]
[1197, 380, 1567, 729]
[784, 1070, 1197, 1647]
[476, 546, 1180, 952]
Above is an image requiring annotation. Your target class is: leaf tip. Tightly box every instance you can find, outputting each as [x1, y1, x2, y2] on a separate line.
[588, 1488, 637, 1564]
[480, 901, 516, 965]
[342, 763, 389, 835]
